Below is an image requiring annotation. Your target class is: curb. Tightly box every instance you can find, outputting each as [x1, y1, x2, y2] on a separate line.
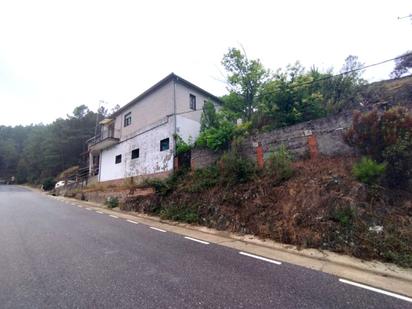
[45, 191, 412, 297]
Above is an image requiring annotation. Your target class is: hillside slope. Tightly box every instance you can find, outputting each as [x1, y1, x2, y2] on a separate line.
[123, 156, 412, 267]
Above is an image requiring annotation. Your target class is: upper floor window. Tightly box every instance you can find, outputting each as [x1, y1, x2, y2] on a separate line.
[131, 148, 140, 159]
[115, 154, 122, 164]
[160, 138, 170, 151]
[189, 94, 196, 110]
[124, 112, 132, 127]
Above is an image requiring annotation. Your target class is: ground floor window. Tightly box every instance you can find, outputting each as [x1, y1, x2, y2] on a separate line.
[160, 138, 169, 151]
[131, 148, 139, 159]
[115, 154, 122, 164]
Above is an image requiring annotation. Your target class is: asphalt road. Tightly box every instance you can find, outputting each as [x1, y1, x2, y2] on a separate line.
[0, 185, 410, 309]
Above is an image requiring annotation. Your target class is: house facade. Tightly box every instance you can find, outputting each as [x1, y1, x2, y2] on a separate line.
[87, 73, 221, 183]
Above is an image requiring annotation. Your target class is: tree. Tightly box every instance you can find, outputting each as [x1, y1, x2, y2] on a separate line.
[71, 105, 90, 119]
[200, 101, 219, 132]
[0, 105, 98, 184]
[391, 51, 412, 78]
[257, 63, 326, 129]
[222, 47, 269, 121]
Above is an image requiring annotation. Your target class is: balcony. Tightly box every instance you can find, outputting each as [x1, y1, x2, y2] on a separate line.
[87, 129, 120, 153]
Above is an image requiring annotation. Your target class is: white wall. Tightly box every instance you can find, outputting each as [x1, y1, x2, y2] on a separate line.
[99, 117, 175, 182]
[176, 115, 200, 144]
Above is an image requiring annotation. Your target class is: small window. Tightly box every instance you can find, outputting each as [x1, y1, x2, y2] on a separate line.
[189, 94, 196, 110]
[115, 154, 122, 164]
[124, 112, 132, 127]
[131, 148, 139, 159]
[160, 138, 170, 151]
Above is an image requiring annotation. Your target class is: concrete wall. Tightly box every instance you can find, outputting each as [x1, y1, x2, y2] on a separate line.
[99, 117, 175, 182]
[240, 112, 354, 160]
[191, 149, 222, 170]
[191, 112, 355, 169]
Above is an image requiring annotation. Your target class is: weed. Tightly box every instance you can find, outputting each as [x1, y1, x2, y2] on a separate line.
[159, 203, 199, 223]
[186, 165, 220, 193]
[352, 157, 386, 185]
[105, 196, 119, 208]
[265, 145, 294, 184]
[219, 150, 256, 185]
[331, 206, 355, 227]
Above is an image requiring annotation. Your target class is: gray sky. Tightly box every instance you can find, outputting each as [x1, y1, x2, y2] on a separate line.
[0, 0, 410, 126]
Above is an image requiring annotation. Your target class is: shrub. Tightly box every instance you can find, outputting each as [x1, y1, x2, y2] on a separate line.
[105, 196, 119, 208]
[219, 150, 256, 184]
[352, 157, 386, 185]
[175, 135, 192, 155]
[382, 135, 412, 187]
[186, 165, 220, 193]
[265, 145, 294, 184]
[331, 206, 355, 227]
[42, 177, 56, 191]
[345, 107, 412, 189]
[196, 120, 236, 151]
[159, 203, 199, 223]
[142, 169, 188, 196]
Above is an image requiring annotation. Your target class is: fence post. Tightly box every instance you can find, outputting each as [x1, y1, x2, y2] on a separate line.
[256, 142, 264, 169]
[307, 135, 319, 159]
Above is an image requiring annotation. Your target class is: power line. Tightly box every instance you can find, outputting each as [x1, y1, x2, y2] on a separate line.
[398, 14, 412, 20]
[254, 52, 412, 99]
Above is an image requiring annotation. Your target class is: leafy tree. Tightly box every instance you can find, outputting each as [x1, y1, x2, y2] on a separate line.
[257, 63, 326, 129]
[0, 105, 98, 184]
[391, 51, 412, 78]
[222, 47, 269, 121]
[200, 100, 219, 131]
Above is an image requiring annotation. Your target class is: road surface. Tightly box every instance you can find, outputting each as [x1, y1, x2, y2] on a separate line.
[0, 185, 410, 308]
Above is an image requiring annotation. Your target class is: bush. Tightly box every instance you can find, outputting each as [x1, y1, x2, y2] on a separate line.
[345, 107, 412, 189]
[175, 135, 192, 155]
[332, 206, 355, 227]
[382, 137, 412, 187]
[352, 157, 386, 185]
[142, 169, 188, 196]
[105, 196, 119, 208]
[159, 203, 199, 223]
[196, 120, 236, 151]
[219, 150, 256, 184]
[42, 177, 56, 191]
[186, 165, 220, 193]
[265, 145, 294, 184]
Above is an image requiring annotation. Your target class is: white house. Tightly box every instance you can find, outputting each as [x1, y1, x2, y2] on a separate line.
[87, 73, 221, 183]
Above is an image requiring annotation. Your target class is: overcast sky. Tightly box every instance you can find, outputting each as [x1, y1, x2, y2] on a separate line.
[0, 0, 410, 126]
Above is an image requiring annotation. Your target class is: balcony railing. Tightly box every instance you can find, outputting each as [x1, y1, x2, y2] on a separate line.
[87, 129, 120, 151]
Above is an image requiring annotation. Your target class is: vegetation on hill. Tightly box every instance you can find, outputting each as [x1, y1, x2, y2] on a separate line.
[0, 105, 105, 184]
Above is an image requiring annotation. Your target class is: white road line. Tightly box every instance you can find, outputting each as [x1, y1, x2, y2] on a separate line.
[339, 278, 412, 303]
[109, 215, 119, 219]
[96, 211, 104, 214]
[126, 219, 138, 224]
[77, 205, 83, 208]
[239, 252, 282, 265]
[184, 236, 209, 245]
[86, 208, 92, 211]
[150, 227, 166, 233]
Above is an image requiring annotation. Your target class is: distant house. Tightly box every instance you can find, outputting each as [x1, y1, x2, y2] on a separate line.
[86, 73, 221, 183]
